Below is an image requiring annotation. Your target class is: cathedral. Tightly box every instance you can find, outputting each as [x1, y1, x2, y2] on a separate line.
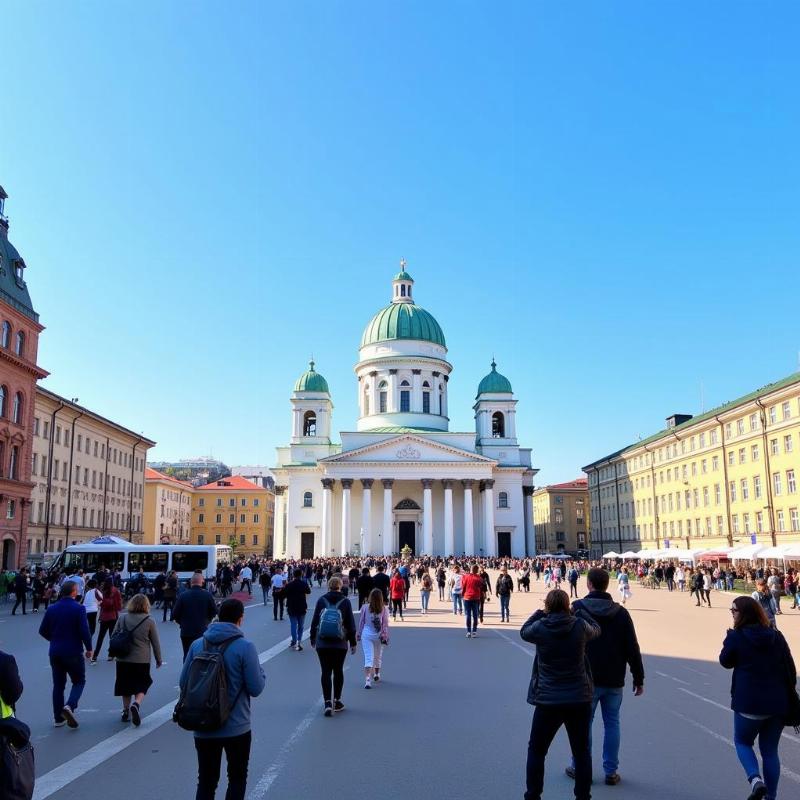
[273, 264, 537, 559]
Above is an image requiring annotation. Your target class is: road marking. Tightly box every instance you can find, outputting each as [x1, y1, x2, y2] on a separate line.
[655, 670, 690, 685]
[32, 630, 310, 800]
[493, 627, 534, 657]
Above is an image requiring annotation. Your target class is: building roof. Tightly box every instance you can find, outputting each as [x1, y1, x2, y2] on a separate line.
[476, 359, 513, 396]
[0, 198, 39, 322]
[361, 302, 446, 348]
[583, 370, 800, 470]
[294, 360, 329, 393]
[538, 479, 588, 491]
[195, 475, 267, 492]
[145, 467, 193, 488]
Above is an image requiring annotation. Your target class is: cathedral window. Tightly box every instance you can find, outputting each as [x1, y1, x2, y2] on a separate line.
[498, 492, 509, 508]
[303, 410, 317, 437]
[303, 492, 313, 508]
[422, 391, 430, 414]
[492, 411, 505, 438]
[400, 285, 406, 297]
[400, 381, 410, 413]
[379, 381, 388, 413]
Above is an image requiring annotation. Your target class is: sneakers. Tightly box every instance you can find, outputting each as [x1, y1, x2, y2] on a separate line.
[747, 778, 767, 800]
[289, 641, 296, 649]
[54, 719, 66, 728]
[62, 705, 78, 729]
[605, 774, 621, 786]
[296, 643, 303, 651]
[323, 703, 333, 717]
[121, 709, 130, 723]
[373, 673, 380, 683]
[466, 632, 472, 638]
[333, 700, 345, 712]
[472, 631, 478, 638]
[130, 702, 141, 727]
[565, 767, 576, 780]
[364, 680, 372, 690]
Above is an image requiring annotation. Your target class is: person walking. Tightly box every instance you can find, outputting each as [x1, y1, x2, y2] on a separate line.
[11, 568, 29, 615]
[271, 568, 286, 621]
[113, 593, 163, 726]
[284, 568, 311, 651]
[239, 564, 253, 596]
[373, 563, 391, 604]
[93, 578, 123, 662]
[357, 567, 375, 609]
[309, 576, 357, 717]
[420, 572, 433, 615]
[449, 564, 463, 615]
[38, 581, 93, 729]
[766, 569, 783, 616]
[436, 565, 447, 601]
[692, 569, 705, 607]
[520, 589, 601, 800]
[617, 567, 631, 605]
[357, 588, 389, 689]
[389, 569, 405, 621]
[752, 579, 778, 629]
[462, 564, 484, 638]
[172, 573, 218, 660]
[162, 571, 179, 622]
[702, 569, 713, 607]
[82, 578, 101, 638]
[567, 568, 645, 786]
[568, 564, 580, 598]
[496, 566, 514, 622]
[720, 596, 798, 800]
[259, 569, 272, 606]
[181, 598, 266, 800]
[478, 565, 492, 624]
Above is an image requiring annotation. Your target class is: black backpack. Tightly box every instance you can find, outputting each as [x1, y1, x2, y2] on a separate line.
[108, 616, 148, 659]
[173, 636, 240, 732]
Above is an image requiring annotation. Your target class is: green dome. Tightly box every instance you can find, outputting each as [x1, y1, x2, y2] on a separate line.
[393, 270, 414, 281]
[361, 303, 446, 348]
[477, 360, 513, 396]
[294, 360, 329, 393]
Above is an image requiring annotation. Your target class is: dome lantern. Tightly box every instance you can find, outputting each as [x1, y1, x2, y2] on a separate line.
[391, 258, 414, 304]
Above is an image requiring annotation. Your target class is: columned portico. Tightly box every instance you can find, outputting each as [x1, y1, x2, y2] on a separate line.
[361, 478, 374, 555]
[421, 479, 433, 554]
[442, 479, 454, 556]
[321, 478, 334, 557]
[382, 479, 394, 556]
[462, 479, 475, 556]
[340, 478, 353, 554]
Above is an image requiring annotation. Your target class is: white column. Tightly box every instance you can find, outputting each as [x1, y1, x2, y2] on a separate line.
[369, 372, 378, 418]
[443, 479, 454, 556]
[483, 479, 496, 557]
[274, 486, 286, 557]
[361, 479, 373, 555]
[321, 479, 334, 557]
[524, 486, 535, 557]
[382, 479, 394, 556]
[421, 479, 433, 554]
[462, 479, 475, 556]
[442, 378, 449, 418]
[412, 370, 422, 412]
[389, 371, 398, 412]
[340, 479, 353, 555]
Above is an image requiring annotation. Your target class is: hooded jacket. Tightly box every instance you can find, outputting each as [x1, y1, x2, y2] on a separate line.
[180, 621, 265, 739]
[572, 591, 645, 689]
[719, 624, 796, 716]
[520, 609, 601, 705]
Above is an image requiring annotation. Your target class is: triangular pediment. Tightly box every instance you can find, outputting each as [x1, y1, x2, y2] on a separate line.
[319, 434, 495, 465]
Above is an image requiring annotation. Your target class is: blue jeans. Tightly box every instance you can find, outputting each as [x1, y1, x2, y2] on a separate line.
[289, 613, 306, 645]
[464, 599, 479, 632]
[499, 594, 510, 620]
[571, 686, 623, 776]
[421, 591, 430, 611]
[452, 593, 463, 614]
[50, 654, 86, 722]
[734, 713, 782, 799]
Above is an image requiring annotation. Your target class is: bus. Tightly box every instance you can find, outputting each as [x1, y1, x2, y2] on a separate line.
[48, 536, 233, 586]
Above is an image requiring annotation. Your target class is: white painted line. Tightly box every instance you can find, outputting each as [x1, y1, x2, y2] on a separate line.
[32, 630, 310, 800]
[493, 627, 534, 658]
[655, 670, 690, 685]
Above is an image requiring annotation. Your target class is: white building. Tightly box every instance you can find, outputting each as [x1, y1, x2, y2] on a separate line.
[273, 265, 537, 559]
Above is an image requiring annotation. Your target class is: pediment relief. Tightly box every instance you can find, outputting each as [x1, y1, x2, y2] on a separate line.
[320, 434, 494, 465]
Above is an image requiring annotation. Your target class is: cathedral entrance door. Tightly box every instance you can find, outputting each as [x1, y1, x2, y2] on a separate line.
[398, 521, 415, 554]
[497, 531, 512, 558]
[300, 531, 315, 560]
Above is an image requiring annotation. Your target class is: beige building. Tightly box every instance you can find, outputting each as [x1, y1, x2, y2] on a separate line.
[27, 388, 156, 554]
[144, 468, 193, 545]
[532, 479, 589, 555]
[583, 371, 800, 557]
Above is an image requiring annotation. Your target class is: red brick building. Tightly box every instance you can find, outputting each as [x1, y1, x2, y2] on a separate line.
[0, 187, 48, 569]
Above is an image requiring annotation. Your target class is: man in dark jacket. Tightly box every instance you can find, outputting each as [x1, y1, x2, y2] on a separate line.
[372, 564, 390, 603]
[172, 573, 219, 660]
[567, 567, 645, 787]
[11, 568, 28, 615]
[38, 581, 93, 728]
[284, 568, 311, 651]
[356, 567, 375, 608]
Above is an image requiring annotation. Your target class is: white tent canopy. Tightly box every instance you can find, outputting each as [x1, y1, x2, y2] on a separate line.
[602, 551, 620, 559]
[620, 551, 640, 559]
[728, 544, 767, 560]
[636, 548, 661, 559]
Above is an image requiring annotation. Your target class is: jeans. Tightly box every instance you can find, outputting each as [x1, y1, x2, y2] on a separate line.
[464, 599, 479, 632]
[572, 685, 623, 776]
[452, 593, 463, 614]
[733, 713, 782, 799]
[421, 590, 430, 611]
[289, 613, 306, 644]
[438, 584, 445, 600]
[50, 654, 86, 722]
[194, 730, 252, 800]
[527, 702, 592, 800]
[261, 586, 269, 605]
[316, 647, 346, 703]
[499, 594, 510, 620]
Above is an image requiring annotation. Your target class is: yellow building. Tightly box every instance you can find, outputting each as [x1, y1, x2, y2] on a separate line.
[583, 372, 800, 558]
[143, 468, 193, 545]
[532, 479, 589, 555]
[191, 475, 275, 558]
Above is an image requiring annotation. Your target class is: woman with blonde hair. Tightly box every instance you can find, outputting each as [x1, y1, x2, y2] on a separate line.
[111, 593, 162, 726]
[357, 588, 390, 689]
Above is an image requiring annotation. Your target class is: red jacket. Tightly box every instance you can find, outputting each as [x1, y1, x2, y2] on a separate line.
[390, 576, 406, 600]
[462, 573, 484, 601]
[98, 587, 122, 622]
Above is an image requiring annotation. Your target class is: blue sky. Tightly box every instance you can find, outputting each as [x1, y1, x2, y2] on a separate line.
[2, 1, 799, 483]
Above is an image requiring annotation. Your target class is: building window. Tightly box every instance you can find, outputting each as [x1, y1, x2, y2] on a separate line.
[364, 388, 370, 416]
[229, 498, 235, 507]
[741, 479, 749, 500]
[198, 534, 205, 544]
[303, 492, 313, 508]
[11, 392, 21, 424]
[737, 419, 745, 435]
[0, 322, 9, 348]
[791, 508, 800, 532]
[751, 444, 759, 461]
[229, 514, 235, 524]
[199, 498, 205, 507]
[253, 535, 258, 546]
[773, 473, 782, 495]
[216, 498, 222, 507]
[777, 510, 786, 532]
[14, 331, 24, 357]
[254, 513, 260, 523]
[554, 508, 563, 525]
[788, 469, 797, 494]
[198, 513, 204, 523]
[303, 410, 317, 437]
[770, 438, 779, 456]
[422, 391, 430, 414]
[754, 475, 762, 499]
[498, 492, 508, 508]
[240, 514, 245, 524]
[782, 401, 791, 420]
[784, 435, 794, 453]
[6, 500, 15, 519]
[749, 413, 758, 431]
[729, 481, 737, 502]
[379, 381, 388, 413]
[9, 446, 18, 480]
[215, 535, 221, 544]
[738, 448, 746, 464]
[492, 412, 505, 438]
[728, 451, 735, 466]
[215, 513, 222, 523]
[756, 511, 764, 532]
[254, 499, 259, 507]
[239, 534, 245, 545]
[769, 406, 777, 424]
[400, 381, 410, 413]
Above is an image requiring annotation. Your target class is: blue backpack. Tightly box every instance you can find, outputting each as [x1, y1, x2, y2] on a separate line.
[318, 598, 346, 641]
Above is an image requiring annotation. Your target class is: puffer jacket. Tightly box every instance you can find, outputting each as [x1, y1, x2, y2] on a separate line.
[520, 609, 600, 705]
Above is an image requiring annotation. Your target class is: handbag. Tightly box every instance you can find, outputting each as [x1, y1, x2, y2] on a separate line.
[0, 716, 34, 800]
[108, 616, 148, 659]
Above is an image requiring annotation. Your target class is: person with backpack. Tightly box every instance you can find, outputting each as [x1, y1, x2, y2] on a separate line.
[357, 588, 390, 689]
[420, 572, 433, 615]
[309, 576, 357, 717]
[111, 593, 162, 726]
[284, 568, 311, 651]
[179, 598, 265, 800]
[496, 566, 514, 622]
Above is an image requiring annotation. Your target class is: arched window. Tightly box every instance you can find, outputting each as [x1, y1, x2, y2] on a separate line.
[400, 284, 406, 297]
[400, 380, 411, 412]
[379, 381, 388, 413]
[422, 381, 431, 414]
[498, 491, 509, 508]
[0, 385, 6, 418]
[303, 410, 317, 437]
[439, 384, 444, 415]
[1, 322, 9, 348]
[12, 392, 22, 424]
[303, 491, 313, 508]
[492, 411, 505, 438]
[9, 445, 18, 480]
[14, 331, 24, 357]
